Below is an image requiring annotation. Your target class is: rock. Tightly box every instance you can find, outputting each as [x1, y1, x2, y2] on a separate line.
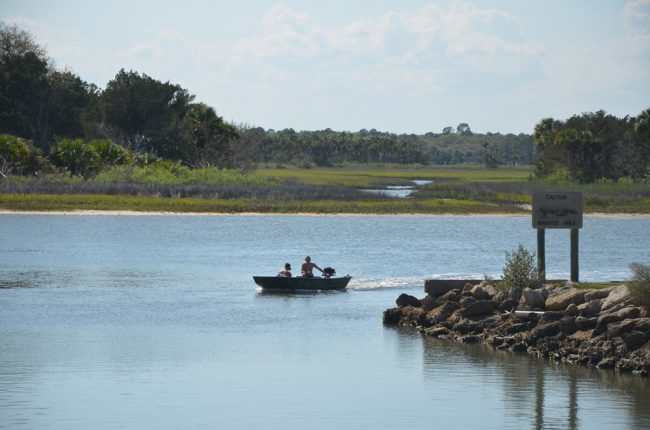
[452, 319, 483, 334]
[423, 326, 450, 338]
[584, 289, 610, 302]
[577, 299, 603, 317]
[425, 301, 460, 325]
[396, 293, 421, 308]
[575, 316, 597, 331]
[539, 311, 564, 323]
[459, 296, 476, 308]
[596, 307, 642, 334]
[622, 331, 646, 350]
[441, 290, 460, 302]
[601, 285, 631, 312]
[460, 300, 495, 317]
[520, 288, 546, 309]
[397, 306, 427, 327]
[606, 317, 650, 340]
[499, 299, 518, 313]
[559, 317, 578, 335]
[507, 288, 522, 302]
[502, 321, 533, 335]
[511, 342, 528, 352]
[566, 303, 579, 317]
[462, 283, 475, 294]
[471, 285, 492, 300]
[421, 295, 443, 312]
[597, 357, 617, 369]
[545, 288, 590, 311]
[531, 321, 561, 340]
[480, 282, 500, 298]
[382, 308, 402, 325]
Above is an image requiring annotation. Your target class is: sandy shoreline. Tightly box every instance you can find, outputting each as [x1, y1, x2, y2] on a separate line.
[0, 209, 648, 218]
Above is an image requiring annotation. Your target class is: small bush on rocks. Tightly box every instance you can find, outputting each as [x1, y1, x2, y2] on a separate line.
[628, 262, 650, 307]
[499, 244, 541, 291]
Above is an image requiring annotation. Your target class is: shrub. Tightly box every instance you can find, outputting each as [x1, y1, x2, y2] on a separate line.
[50, 139, 100, 177]
[0, 134, 31, 176]
[500, 244, 541, 291]
[628, 262, 650, 307]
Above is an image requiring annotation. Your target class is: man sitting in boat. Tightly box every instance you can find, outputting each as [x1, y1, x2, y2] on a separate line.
[301, 256, 323, 278]
[277, 263, 292, 277]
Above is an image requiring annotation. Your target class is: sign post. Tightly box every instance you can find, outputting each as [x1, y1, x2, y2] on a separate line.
[532, 192, 583, 282]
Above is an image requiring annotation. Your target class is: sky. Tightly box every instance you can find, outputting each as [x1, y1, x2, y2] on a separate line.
[1, 0, 649, 134]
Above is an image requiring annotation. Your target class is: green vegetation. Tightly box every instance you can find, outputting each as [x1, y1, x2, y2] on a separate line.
[1, 164, 649, 214]
[628, 262, 650, 307]
[571, 282, 624, 290]
[0, 193, 507, 214]
[499, 244, 541, 291]
[1, 23, 649, 215]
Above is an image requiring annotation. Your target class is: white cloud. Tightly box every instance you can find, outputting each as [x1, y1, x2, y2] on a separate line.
[622, 0, 650, 23]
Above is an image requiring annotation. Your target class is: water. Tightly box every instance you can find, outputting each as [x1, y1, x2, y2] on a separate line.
[1, 213, 649, 429]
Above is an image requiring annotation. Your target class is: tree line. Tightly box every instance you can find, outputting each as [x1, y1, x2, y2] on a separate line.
[1, 22, 648, 182]
[533, 109, 650, 182]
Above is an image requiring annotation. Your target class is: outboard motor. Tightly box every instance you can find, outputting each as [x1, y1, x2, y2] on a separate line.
[322, 267, 336, 279]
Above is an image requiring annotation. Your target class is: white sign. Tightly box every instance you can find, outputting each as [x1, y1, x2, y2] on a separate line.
[532, 192, 583, 229]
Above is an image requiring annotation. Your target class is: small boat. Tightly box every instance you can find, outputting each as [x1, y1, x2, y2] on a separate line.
[253, 275, 352, 291]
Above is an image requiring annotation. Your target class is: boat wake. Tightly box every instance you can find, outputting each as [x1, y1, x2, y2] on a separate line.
[346, 276, 423, 291]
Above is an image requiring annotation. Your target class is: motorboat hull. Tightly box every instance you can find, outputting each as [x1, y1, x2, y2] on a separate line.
[253, 275, 351, 291]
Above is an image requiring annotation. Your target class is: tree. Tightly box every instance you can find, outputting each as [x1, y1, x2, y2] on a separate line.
[50, 139, 100, 177]
[457, 123, 472, 135]
[100, 69, 194, 157]
[0, 46, 49, 144]
[0, 134, 30, 177]
[632, 109, 650, 179]
[0, 23, 97, 151]
[532, 110, 641, 182]
[181, 103, 238, 167]
[442, 126, 454, 135]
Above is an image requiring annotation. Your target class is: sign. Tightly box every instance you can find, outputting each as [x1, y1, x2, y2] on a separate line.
[532, 191, 583, 229]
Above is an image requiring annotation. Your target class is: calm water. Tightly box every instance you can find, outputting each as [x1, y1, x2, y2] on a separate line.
[1, 214, 649, 430]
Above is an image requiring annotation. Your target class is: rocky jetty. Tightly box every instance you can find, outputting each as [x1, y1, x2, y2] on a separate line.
[384, 283, 650, 376]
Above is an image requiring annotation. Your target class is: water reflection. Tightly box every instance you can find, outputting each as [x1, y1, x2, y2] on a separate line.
[390, 328, 650, 430]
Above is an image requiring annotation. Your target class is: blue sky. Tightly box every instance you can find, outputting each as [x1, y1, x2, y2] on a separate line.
[1, 0, 649, 134]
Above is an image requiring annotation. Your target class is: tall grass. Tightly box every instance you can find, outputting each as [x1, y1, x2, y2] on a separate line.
[0, 194, 510, 214]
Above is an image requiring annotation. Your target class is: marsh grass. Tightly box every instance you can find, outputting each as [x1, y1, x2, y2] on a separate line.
[1, 165, 648, 214]
[0, 194, 510, 214]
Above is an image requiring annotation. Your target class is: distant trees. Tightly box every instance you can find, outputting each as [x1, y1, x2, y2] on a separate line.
[533, 109, 650, 182]
[1, 22, 647, 180]
[0, 23, 98, 151]
[0, 134, 31, 177]
[246, 128, 429, 166]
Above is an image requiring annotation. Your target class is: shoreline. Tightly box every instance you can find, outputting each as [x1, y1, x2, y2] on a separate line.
[1, 209, 649, 218]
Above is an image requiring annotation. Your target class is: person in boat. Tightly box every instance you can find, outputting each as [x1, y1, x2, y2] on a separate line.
[301, 256, 323, 278]
[278, 263, 292, 278]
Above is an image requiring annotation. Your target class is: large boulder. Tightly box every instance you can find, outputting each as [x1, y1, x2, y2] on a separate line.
[382, 308, 402, 325]
[601, 285, 631, 312]
[471, 285, 492, 300]
[396, 293, 421, 308]
[530, 321, 561, 340]
[577, 299, 603, 317]
[460, 300, 495, 317]
[595, 307, 642, 334]
[584, 289, 611, 302]
[606, 317, 650, 341]
[545, 288, 590, 311]
[425, 301, 460, 325]
[421, 295, 443, 312]
[520, 288, 546, 309]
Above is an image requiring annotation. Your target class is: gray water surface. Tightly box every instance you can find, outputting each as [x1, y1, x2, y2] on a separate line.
[1, 214, 649, 429]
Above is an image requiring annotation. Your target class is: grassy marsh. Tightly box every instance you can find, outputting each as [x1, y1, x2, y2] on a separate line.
[1, 165, 648, 214]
